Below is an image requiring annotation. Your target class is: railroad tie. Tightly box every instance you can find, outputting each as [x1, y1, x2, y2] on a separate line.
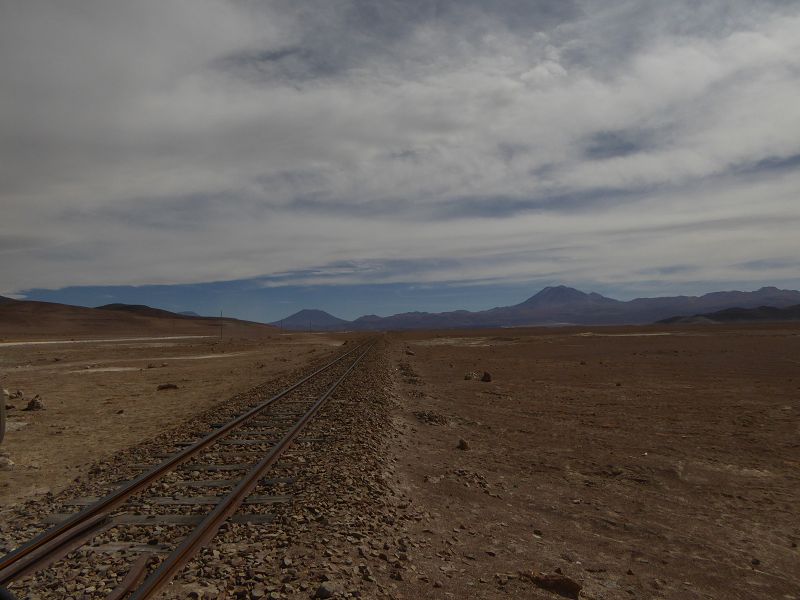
[174, 477, 294, 488]
[63, 494, 292, 506]
[246, 418, 304, 426]
[41, 513, 277, 526]
[219, 437, 326, 445]
[178, 463, 255, 471]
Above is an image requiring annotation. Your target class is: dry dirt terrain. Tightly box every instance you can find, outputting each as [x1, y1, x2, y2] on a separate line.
[0, 300, 274, 342]
[387, 324, 800, 599]
[0, 331, 347, 507]
[1, 321, 799, 600]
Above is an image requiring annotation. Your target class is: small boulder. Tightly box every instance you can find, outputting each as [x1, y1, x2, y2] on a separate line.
[157, 383, 179, 391]
[405, 349, 416, 356]
[0, 454, 13, 470]
[414, 410, 448, 425]
[314, 581, 343, 598]
[527, 571, 582, 599]
[186, 585, 219, 599]
[481, 371, 492, 382]
[457, 438, 470, 451]
[23, 395, 45, 411]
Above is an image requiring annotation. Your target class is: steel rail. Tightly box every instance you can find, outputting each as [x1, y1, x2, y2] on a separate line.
[106, 554, 154, 600]
[0, 340, 369, 584]
[128, 341, 374, 599]
[0, 515, 110, 586]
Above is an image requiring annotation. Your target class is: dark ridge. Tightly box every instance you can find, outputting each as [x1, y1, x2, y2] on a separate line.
[659, 304, 800, 324]
[96, 303, 192, 319]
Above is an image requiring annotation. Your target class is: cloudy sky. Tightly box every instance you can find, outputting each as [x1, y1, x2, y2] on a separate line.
[1, 1, 799, 320]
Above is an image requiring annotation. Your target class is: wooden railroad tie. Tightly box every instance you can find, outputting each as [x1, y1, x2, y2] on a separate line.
[62, 494, 292, 507]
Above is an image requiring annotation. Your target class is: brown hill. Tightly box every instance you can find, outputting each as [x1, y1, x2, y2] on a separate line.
[96, 303, 195, 319]
[0, 301, 276, 341]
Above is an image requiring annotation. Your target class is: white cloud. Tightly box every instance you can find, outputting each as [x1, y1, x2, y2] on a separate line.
[1, 1, 799, 294]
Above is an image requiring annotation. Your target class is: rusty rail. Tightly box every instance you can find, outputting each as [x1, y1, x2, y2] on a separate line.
[0, 340, 370, 586]
[128, 341, 374, 599]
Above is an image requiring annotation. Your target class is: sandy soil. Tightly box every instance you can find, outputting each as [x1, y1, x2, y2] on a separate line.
[0, 332, 345, 507]
[388, 324, 800, 599]
[2, 321, 798, 600]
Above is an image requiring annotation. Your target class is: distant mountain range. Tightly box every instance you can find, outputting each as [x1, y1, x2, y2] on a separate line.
[273, 285, 800, 331]
[659, 304, 800, 324]
[5, 286, 800, 333]
[269, 309, 351, 331]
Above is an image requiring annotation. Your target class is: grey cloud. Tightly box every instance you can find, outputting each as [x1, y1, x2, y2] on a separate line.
[59, 193, 238, 232]
[497, 143, 531, 164]
[734, 153, 800, 176]
[736, 258, 797, 270]
[0, 235, 47, 253]
[637, 265, 698, 277]
[607, 212, 800, 238]
[559, 0, 800, 72]
[219, 0, 582, 83]
[258, 246, 583, 288]
[583, 131, 652, 160]
[1, 1, 799, 294]
[430, 188, 644, 220]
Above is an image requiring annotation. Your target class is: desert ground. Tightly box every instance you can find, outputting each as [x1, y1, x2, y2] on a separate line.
[0, 332, 349, 507]
[387, 324, 800, 599]
[1, 321, 799, 599]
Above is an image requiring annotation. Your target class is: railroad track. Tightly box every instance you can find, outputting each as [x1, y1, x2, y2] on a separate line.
[0, 340, 375, 599]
